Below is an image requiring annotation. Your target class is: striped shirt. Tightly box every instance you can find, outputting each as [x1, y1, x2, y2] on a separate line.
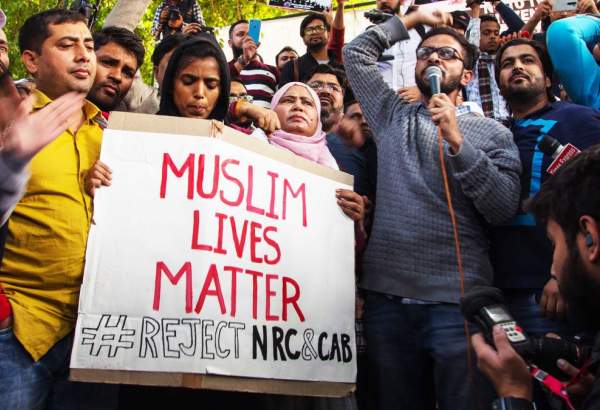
[229, 59, 279, 109]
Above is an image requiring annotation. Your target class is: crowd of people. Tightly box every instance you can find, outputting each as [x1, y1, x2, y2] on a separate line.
[1, 0, 600, 409]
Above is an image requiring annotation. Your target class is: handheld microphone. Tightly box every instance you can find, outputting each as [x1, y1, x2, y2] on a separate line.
[538, 135, 580, 175]
[460, 286, 533, 358]
[425, 66, 443, 95]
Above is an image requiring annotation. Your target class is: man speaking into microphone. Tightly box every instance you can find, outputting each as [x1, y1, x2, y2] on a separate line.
[344, 8, 522, 410]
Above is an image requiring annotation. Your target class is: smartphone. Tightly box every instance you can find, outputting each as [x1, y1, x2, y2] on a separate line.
[552, 0, 577, 12]
[248, 19, 261, 44]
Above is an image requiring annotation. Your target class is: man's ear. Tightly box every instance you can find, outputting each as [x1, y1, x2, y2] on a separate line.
[461, 69, 473, 87]
[580, 215, 599, 263]
[21, 50, 40, 77]
[228, 38, 233, 48]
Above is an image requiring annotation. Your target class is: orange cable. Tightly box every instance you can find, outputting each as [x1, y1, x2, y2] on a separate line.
[437, 127, 480, 408]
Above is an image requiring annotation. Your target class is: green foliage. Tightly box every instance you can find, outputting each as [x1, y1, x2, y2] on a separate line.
[0, 0, 365, 84]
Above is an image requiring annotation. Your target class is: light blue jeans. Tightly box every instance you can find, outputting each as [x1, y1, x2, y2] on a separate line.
[0, 327, 118, 410]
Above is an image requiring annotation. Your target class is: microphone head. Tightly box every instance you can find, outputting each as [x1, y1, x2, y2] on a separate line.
[538, 135, 561, 156]
[424, 65, 443, 95]
[460, 286, 505, 322]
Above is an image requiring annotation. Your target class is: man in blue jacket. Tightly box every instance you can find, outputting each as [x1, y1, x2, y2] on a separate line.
[492, 37, 600, 407]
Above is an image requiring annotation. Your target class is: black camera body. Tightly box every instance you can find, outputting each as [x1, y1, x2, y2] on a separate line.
[364, 9, 395, 25]
[70, 0, 99, 28]
[168, 6, 182, 21]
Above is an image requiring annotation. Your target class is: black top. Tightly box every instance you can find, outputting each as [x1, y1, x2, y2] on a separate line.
[279, 49, 341, 87]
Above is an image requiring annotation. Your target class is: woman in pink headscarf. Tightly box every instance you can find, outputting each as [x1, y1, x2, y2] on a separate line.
[264, 81, 365, 222]
[258, 81, 361, 410]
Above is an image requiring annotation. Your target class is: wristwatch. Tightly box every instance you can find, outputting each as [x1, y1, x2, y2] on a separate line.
[237, 55, 250, 68]
[492, 397, 536, 410]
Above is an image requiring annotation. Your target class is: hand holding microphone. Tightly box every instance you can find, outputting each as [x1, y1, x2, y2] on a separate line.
[426, 65, 464, 154]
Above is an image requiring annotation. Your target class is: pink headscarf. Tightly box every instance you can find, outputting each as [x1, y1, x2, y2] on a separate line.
[269, 82, 338, 169]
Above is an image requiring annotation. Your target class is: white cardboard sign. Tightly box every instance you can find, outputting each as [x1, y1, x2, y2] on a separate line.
[70, 115, 356, 388]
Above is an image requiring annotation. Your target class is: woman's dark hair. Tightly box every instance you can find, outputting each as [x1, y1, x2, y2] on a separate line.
[495, 38, 555, 102]
[527, 145, 600, 247]
[300, 13, 330, 37]
[159, 34, 231, 121]
[417, 27, 479, 70]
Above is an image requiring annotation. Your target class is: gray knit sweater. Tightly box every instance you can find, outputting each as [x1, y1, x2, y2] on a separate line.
[343, 18, 522, 304]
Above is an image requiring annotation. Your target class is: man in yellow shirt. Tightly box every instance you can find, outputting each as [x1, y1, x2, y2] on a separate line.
[0, 9, 117, 409]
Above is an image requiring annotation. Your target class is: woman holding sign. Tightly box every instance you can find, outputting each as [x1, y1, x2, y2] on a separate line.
[256, 82, 362, 410]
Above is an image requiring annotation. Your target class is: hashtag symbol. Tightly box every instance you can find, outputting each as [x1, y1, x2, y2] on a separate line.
[81, 314, 136, 358]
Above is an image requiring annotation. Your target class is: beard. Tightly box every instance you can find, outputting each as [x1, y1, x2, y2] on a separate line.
[232, 45, 243, 59]
[378, 3, 400, 14]
[307, 38, 327, 54]
[559, 244, 600, 331]
[502, 81, 546, 108]
[415, 69, 462, 98]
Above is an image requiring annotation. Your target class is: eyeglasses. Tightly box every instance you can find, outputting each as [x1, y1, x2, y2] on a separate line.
[416, 46, 463, 62]
[229, 94, 253, 104]
[308, 80, 343, 93]
[304, 25, 327, 35]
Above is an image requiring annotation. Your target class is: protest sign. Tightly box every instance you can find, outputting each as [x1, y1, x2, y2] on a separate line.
[269, 0, 332, 12]
[69, 113, 356, 396]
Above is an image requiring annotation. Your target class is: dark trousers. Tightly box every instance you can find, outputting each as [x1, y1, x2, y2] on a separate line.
[363, 291, 495, 410]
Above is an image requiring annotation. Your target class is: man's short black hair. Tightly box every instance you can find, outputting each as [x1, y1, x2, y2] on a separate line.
[19, 9, 88, 54]
[495, 38, 555, 101]
[527, 145, 600, 247]
[417, 27, 479, 70]
[93, 26, 145, 70]
[306, 64, 347, 93]
[275, 46, 298, 64]
[151, 33, 185, 67]
[229, 19, 248, 39]
[300, 13, 330, 37]
[480, 14, 500, 27]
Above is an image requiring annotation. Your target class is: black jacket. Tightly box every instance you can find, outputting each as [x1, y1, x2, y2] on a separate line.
[279, 49, 340, 87]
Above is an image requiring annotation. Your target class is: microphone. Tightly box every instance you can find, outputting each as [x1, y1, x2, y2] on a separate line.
[460, 286, 533, 358]
[425, 66, 442, 95]
[538, 135, 580, 175]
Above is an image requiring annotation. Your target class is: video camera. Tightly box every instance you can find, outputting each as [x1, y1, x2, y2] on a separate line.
[461, 286, 591, 381]
[167, 6, 182, 22]
[70, 0, 100, 28]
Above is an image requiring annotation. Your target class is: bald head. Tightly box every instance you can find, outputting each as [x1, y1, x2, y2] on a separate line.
[0, 29, 8, 69]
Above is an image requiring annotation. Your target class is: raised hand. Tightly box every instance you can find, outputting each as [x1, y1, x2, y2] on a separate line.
[0, 76, 84, 161]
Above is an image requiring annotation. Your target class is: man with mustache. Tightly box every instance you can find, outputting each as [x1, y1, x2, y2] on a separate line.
[306, 64, 377, 200]
[88, 26, 145, 113]
[279, 3, 346, 86]
[344, 7, 521, 409]
[489, 37, 600, 409]
[0, 9, 116, 408]
[473, 145, 600, 410]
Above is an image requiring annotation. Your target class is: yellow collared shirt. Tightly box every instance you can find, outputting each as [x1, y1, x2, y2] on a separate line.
[0, 90, 103, 361]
